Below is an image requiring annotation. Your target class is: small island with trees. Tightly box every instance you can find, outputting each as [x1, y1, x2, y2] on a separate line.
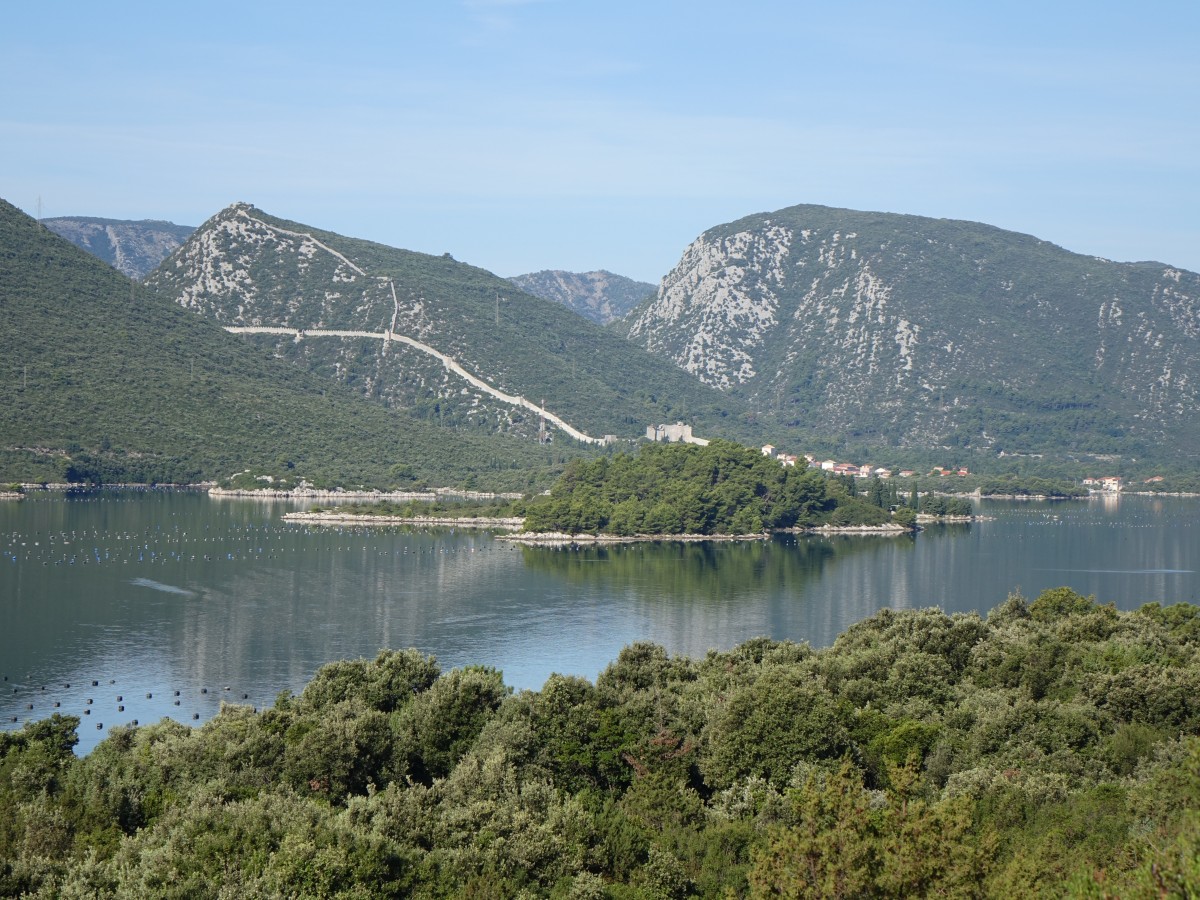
[290, 440, 986, 538]
[517, 440, 914, 539]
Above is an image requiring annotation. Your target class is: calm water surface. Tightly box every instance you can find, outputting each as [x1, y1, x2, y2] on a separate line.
[2, 490, 1196, 752]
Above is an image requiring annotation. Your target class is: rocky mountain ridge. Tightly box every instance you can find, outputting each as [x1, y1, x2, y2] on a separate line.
[145, 204, 752, 446]
[621, 204, 1200, 464]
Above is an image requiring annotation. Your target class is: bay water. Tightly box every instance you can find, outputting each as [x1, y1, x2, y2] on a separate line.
[2, 490, 1195, 753]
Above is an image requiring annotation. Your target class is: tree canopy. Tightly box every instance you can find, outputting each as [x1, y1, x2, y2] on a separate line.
[523, 440, 897, 535]
[4, 590, 1200, 896]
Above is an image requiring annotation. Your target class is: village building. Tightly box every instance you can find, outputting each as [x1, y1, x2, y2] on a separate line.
[645, 423, 710, 447]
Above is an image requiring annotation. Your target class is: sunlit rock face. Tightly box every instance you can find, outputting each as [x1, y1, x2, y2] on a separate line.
[624, 203, 1200, 460]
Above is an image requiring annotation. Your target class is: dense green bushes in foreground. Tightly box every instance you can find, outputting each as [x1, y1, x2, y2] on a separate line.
[4, 589, 1200, 897]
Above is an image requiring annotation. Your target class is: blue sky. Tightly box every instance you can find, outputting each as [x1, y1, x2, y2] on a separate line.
[2, 1, 1197, 282]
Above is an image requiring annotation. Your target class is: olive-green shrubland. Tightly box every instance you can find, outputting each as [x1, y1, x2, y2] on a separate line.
[3, 589, 1199, 897]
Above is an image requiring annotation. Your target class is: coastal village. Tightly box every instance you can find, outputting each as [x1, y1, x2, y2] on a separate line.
[645, 420, 959, 480]
[645, 422, 1151, 492]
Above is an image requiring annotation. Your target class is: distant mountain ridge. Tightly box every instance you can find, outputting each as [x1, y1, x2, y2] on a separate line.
[621, 203, 1200, 466]
[41, 216, 194, 279]
[507, 269, 654, 324]
[146, 203, 753, 446]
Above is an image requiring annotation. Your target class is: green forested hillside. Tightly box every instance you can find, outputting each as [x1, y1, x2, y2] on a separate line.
[3, 590, 1199, 896]
[0, 200, 588, 489]
[146, 204, 755, 445]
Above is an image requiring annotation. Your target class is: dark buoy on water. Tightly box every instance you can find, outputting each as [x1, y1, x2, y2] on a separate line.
[192, 713, 199, 720]
[118, 705, 124, 712]
[201, 688, 208, 694]
[146, 692, 152, 699]
[92, 680, 98, 687]
[96, 723, 102, 729]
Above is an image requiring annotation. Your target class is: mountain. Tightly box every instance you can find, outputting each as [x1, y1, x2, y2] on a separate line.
[0, 200, 586, 489]
[620, 204, 1200, 467]
[41, 216, 194, 280]
[507, 269, 654, 325]
[146, 203, 754, 446]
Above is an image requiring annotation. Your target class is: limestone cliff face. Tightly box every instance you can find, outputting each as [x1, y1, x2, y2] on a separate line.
[627, 225, 792, 389]
[624, 204, 1200, 461]
[42, 216, 193, 280]
[507, 270, 653, 325]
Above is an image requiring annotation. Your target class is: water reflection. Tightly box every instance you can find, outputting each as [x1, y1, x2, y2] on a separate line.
[519, 536, 854, 604]
[3, 490, 1199, 754]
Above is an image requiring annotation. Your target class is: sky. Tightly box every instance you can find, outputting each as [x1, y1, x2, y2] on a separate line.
[2, 1, 1198, 283]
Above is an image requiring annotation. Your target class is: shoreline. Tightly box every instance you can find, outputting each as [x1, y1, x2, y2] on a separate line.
[283, 511, 525, 529]
[210, 486, 524, 501]
[498, 531, 770, 546]
[283, 513, 988, 539]
[978, 494, 1084, 501]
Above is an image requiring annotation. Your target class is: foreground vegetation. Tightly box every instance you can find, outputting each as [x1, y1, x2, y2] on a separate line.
[3, 589, 1199, 897]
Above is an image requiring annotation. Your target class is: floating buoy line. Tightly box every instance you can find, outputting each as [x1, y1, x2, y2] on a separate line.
[2, 498, 509, 743]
